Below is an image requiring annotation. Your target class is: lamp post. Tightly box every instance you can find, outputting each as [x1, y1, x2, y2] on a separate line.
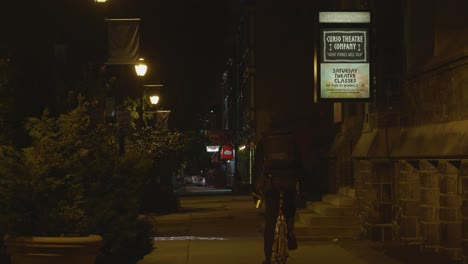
[134, 58, 147, 129]
[143, 84, 164, 127]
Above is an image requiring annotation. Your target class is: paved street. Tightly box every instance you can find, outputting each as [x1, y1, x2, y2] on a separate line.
[138, 193, 454, 264]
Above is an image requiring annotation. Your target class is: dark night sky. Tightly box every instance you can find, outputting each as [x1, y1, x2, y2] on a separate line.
[122, 0, 240, 129]
[0, 0, 241, 130]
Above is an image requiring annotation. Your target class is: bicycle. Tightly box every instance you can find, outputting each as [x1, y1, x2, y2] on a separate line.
[252, 190, 289, 264]
[271, 190, 288, 264]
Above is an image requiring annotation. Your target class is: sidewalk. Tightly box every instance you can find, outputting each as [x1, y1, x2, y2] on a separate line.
[139, 237, 402, 264]
[138, 193, 453, 264]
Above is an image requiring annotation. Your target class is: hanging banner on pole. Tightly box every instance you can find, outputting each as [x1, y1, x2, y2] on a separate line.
[106, 18, 140, 65]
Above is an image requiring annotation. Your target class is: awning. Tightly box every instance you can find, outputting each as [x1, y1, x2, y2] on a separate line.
[391, 120, 468, 158]
[352, 120, 468, 159]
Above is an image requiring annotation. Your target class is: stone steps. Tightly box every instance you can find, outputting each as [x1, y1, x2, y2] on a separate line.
[305, 201, 358, 217]
[296, 211, 360, 226]
[338, 186, 356, 198]
[295, 223, 361, 240]
[322, 194, 357, 207]
[295, 186, 361, 240]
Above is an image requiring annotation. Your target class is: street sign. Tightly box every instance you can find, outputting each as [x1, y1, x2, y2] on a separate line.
[206, 146, 220, 152]
[220, 145, 234, 160]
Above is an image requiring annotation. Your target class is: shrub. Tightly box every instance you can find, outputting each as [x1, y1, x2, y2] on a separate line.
[0, 99, 155, 263]
[126, 127, 185, 214]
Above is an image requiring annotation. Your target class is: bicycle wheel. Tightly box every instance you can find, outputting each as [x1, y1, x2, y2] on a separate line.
[271, 214, 288, 264]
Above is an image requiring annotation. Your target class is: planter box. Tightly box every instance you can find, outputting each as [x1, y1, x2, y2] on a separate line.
[5, 235, 102, 264]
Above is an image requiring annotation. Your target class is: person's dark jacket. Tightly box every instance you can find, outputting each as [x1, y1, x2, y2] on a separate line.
[254, 130, 300, 194]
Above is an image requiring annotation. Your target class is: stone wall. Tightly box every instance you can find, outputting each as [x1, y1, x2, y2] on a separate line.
[403, 57, 468, 126]
[395, 160, 420, 243]
[419, 160, 440, 250]
[460, 161, 468, 262]
[355, 159, 394, 241]
[354, 159, 371, 238]
[356, 159, 467, 261]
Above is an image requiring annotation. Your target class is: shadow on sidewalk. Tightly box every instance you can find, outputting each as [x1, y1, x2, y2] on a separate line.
[378, 244, 460, 264]
[340, 241, 461, 264]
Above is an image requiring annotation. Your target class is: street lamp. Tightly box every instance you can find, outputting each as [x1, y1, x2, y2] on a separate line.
[143, 84, 170, 128]
[134, 58, 147, 129]
[144, 84, 162, 107]
[134, 58, 148, 77]
[149, 95, 160, 105]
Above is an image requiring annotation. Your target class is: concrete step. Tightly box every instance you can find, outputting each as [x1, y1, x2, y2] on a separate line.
[296, 210, 360, 226]
[295, 223, 361, 240]
[306, 202, 358, 217]
[293, 188, 361, 240]
[322, 194, 357, 207]
[338, 186, 356, 198]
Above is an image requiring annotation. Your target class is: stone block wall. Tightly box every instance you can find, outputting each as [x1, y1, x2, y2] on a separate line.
[395, 161, 420, 242]
[419, 160, 440, 250]
[354, 159, 468, 261]
[355, 159, 394, 241]
[354, 159, 371, 238]
[439, 161, 462, 260]
[403, 46, 468, 126]
[460, 161, 468, 262]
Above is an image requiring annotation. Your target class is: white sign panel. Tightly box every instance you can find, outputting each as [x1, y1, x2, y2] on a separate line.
[320, 63, 370, 99]
[206, 146, 220, 152]
[319, 12, 371, 23]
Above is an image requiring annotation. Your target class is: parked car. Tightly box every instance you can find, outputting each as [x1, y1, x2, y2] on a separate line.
[184, 175, 206, 186]
[183, 175, 193, 184]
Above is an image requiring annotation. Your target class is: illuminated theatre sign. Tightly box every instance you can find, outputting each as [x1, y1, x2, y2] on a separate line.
[318, 11, 372, 100]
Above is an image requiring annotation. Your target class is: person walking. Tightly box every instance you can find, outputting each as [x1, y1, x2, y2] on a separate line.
[253, 130, 301, 264]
